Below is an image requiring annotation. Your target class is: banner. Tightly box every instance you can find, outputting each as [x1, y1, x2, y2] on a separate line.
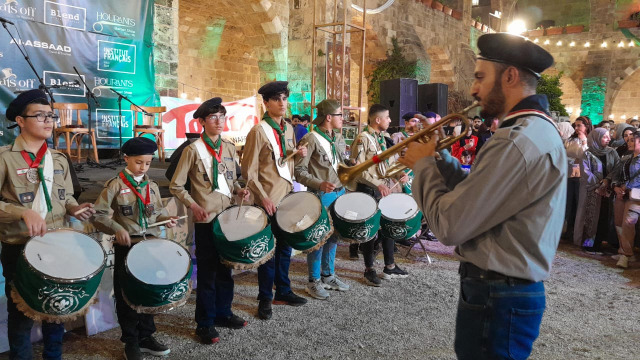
[0, 0, 157, 148]
[161, 96, 259, 149]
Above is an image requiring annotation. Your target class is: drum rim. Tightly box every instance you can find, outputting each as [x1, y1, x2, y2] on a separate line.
[215, 204, 270, 237]
[124, 238, 191, 285]
[378, 193, 420, 222]
[333, 192, 379, 224]
[274, 191, 322, 232]
[23, 228, 107, 284]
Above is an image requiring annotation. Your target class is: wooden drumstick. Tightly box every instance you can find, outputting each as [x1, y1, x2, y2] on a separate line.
[236, 197, 245, 220]
[146, 215, 189, 228]
[389, 180, 401, 192]
[73, 207, 92, 217]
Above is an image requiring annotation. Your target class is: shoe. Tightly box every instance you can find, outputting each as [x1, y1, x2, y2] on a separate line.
[349, 243, 359, 259]
[214, 314, 247, 329]
[617, 255, 629, 269]
[196, 326, 220, 344]
[305, 280, 330, 300]
[364, 269, 381, 287]
[321, 274, 350, 291]
[139, 336, 170, 356]
[124, 343, 142, 360]
[273, 291, 308, 306]
[396, 238, 413, 247]
[258, 299, 272, 320]
[380, 265, 409, 279]
[612, 254, 636, 262]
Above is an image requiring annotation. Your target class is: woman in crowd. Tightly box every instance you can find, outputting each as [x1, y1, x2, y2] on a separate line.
[565, 116, 591, 242]
[610, 123, 634, 150]
[615, 125, 635, 158]
[451, 126, 478, 164]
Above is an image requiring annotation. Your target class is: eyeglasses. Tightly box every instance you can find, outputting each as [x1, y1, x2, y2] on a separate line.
[330, 113, 343, 117]
[206, 114, 226, 123]
[22, 113, 59, 123]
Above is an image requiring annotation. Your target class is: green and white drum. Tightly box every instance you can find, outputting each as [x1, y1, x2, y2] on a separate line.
[12, 229, 106, 323]
[273, 191, 334, 253]
[123, 238, 192, 314]
[378, 193, 422, 240]
[331, 192, 381, 243]
[213, 205, 275, 270]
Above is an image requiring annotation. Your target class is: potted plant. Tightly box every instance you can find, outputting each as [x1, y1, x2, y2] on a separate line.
[527, 27, 544, 37]
[421, 0, 433, 7]
[481, 24, 488, 32]
[452, 9, 462, 20]
[565, 24, 584, 34]
[545, 26, 563, 35]
[431, 1, 443, 11]
[442, 5, 453, 15]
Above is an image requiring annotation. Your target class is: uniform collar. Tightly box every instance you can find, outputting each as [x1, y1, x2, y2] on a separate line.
[11, 134, 46, 153]
[125, 168, 147, 183]
[500, 94, 552, 129]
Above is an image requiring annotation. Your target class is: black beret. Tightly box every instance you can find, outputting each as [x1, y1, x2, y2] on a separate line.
[122, 137, 158, 156]
[477, 33, 554, 78]
[193, 97, 223, 119]
[423, 111, 437, 118]
[258, 81, 289, 98]
[5, 89, 49, 122]
[402, 112, 417, 120]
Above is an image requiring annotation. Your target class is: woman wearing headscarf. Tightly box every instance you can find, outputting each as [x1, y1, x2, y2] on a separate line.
[610, 123, 634, 149]
[615, 125, 635, 158]
[575, 128, 620, 252]
[564, 116, 591, 241]
[558, 121, 574, 142]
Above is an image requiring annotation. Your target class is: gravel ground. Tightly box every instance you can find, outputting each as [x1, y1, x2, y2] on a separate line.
[3, 241, 639, 360]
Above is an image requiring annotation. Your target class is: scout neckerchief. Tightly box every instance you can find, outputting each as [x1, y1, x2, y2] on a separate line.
[21, 142, 52, 212]
[363, 126, 389, 166]
[401, 130, 410, 139]
[313, 125, 338, 165]
[201, 132, 223, 190]
[264, 113, 287, 158]
[119, 170, 150, 229]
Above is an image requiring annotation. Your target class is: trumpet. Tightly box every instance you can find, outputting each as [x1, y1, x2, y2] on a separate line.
[338, 101, 480, 186]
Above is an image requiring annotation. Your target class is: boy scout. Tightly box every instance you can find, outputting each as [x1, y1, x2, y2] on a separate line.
[294, 99, 350, 300]
[0, 89, 95, 359]
[93, 137, 176, 360]
[350, 104, 409, 286]
[241, 81, 307, 320]
[170, 97, 250, 344]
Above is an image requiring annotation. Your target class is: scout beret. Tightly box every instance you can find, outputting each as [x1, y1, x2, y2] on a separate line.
[423, 111, 437, 118]
[258, 81, 289, 99]
[193, 97, 223, 119]
[477, 33, 554, 78]
[122, 137, 158, 156]
[402, 112, 418, 120]
[313, 99, 341, 125]
[5, 89, 49, 122]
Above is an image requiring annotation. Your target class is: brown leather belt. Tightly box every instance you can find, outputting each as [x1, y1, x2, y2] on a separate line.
[459, 262, 534, 284]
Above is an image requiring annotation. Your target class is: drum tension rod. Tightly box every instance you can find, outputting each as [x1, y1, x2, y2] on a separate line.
[37, 254, 42, 261]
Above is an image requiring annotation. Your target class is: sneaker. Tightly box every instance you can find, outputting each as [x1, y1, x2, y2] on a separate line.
[364, 269, 381, 287]
[321, 274, 350, 291]
[380, 265, 409, 279]
[124, 343, 142, 360]
[349, 243, 359, 259]
[258, 299, 272, 320]
[139, 336, 170, 356]
[196, 326, 220, 344]
[617, 255, 629, 269]
[612, 254, 636, 262]
[305, 280, 330, 300]
[396, 238, 413, 247]
[214, 314, 247, 329]
[273, 291, 308, 306]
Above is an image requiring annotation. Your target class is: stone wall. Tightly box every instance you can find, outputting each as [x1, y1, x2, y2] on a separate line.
[515, 0, 591, 28]
[153, 0, 179, 97]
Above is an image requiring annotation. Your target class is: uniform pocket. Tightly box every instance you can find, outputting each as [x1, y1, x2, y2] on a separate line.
[508, 307, 544, 360]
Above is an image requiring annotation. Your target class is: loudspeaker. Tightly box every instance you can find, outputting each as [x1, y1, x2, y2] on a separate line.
[418, 83, 448, 116]
[379, 78, 418, 127]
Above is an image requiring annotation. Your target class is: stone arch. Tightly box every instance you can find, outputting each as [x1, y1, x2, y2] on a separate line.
[426, 46, 455, 87]
[610, 67, 640, 123]
[559, 75, 582, 122]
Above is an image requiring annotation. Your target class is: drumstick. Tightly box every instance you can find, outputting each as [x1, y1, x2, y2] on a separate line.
[389, 180, 401, 192]
[236, 197, 245, 220]
[146, 215, 189, 228]
[73, 207, 91, 217]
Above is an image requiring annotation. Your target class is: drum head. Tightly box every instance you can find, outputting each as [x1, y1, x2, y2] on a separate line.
[276, 192, 321, 233]
[127, 239, 190, 285]
[218, 206, 268, 241]
[378, 193, 419, 221]
[333, 192, 377, 221]
[24, 229, 104, 280]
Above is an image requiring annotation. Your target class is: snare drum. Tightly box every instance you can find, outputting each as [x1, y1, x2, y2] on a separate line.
[378, 193, 422, 240]
[212, 205, 275, 269]
[273, 192, 333, 253]
[331, 192, 381, 243]
[12, 229, 106, 323]
[122, 238, 192, 314]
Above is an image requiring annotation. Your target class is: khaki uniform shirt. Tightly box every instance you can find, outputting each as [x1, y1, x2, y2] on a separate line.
[93, 171, 169, 242]
[241, 117, 296, 205]
[170, 138, 241, 223]
[294, 128, 346, 190]
[0, 136, 78, 245]
[350, 127, 400, 189]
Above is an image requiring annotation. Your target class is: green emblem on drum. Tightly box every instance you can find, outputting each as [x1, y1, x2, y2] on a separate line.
[39, 285, 91, 315]
[213, 214, 276, 270]
[380, 210, 423, 241]
[161, 279, 191, 302]
[348, 223, 376, 241]
[306, 222, 331, 243]
[241, 235, 272, 260]
[275, 203, 334, 253]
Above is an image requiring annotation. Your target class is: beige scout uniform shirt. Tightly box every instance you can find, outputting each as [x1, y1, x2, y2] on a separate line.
[241, 118, 296, 205]
[294, 128, 345, 190]
[170, 138, 241, 223]
[350, 127, 401, 189]
[0, 136, 78, 245]
[93, 171, 169, 242]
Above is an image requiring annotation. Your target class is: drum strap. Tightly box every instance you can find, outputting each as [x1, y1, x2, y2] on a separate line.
[263, 114, 288, 158]
[312, 126, 338, 172]
[119, 171, 150, 229]
[194, 139, 232, 197]
[201, 133, 223, 191]
[21, 142, 52, 214]
[260, 121, 293, 184]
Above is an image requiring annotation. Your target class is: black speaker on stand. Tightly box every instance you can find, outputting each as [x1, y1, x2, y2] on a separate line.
[418, 83, 448, 116]
[379, 78, 418, 128]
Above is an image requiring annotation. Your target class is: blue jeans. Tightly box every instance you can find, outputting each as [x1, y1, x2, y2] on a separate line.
[257, 236, 292, 300]
[454, 276, 546, 360]
[2, 243, 65, 360]
[306, 235, 338, 281]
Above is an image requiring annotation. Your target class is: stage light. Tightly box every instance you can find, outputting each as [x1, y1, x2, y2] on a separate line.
[533, 38, 539, 43]
[556, 41, 562, 46]
[194, 97, 201, 103]
[634, 115, 639, 120]
[622, 114, 627, 120]
[569, 41, 575, 47]
[180, 92, 187, 99]
[361, 107, 366, 111]
[618, 41, 625, 48]
[601, 41, 607, 48]
[544, 39, 550, 45]
[609, 114, 614, 120]
[584, 42, 590, 47]
[507, 19, 526, 35]
[629, 41, 635, 47]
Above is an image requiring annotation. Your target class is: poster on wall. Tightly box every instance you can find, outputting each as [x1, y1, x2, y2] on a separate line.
[0, 0, 157, 148]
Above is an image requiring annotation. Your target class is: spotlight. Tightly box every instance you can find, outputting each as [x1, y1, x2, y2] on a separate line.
[618, 41, 625, 48]
[180, 92, 187, 99]
[533, 38, 539, 43]
[584, 42, 590, 47]
[544, 39, 550, 45]
[569, 41, 575, 47]
[601, 41, 607, 48]
[556, 41, 562, 46]
[609, 114, 614, 120]
[507, 20, 526, 35]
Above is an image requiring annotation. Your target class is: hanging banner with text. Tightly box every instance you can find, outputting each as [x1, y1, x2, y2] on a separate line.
[0, 0, 157, 147]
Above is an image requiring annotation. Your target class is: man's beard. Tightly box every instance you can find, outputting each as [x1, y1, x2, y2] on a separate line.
[478, 80, 505, 120]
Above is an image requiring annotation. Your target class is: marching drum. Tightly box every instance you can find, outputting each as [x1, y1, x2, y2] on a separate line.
[378, 193, 423, 240]
[213, 205, 275, 269]
[12, 229, 106, 323]
[331, 192, 381, 243]
[123, 238, 192, 314]
[273, 192, 334, 253]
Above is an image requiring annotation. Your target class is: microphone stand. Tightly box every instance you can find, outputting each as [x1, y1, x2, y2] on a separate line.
[109, 88, 151, 165]
[73, 66, 109, 170]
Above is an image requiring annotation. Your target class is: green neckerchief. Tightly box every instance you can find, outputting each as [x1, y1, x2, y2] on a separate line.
[313, 125, 338, 165]
[401, 130, 409, 138]
[264, 112, 287, 158]
[363, 125, 387, 151]
[201, 132, 222, 190]
[27, 152, 52, 213]
[120, 170, 149, 229]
